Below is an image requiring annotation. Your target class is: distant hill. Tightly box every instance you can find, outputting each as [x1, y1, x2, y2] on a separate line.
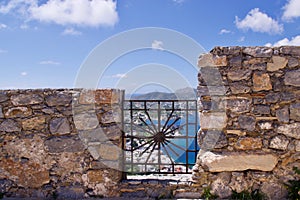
[127, 87, 197, 100]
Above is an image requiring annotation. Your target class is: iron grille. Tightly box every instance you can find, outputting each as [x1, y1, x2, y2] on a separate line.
[122, 100, 199, 174]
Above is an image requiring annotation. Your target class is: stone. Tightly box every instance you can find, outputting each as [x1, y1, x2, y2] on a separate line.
[227, 69, 252, 81]
[0, 158, 49, 188]
[199, 152, 278, 172]
[46, 93, 72, 106]
[267, 56, 288, 71]
[258, 121, 273, 130]
[200, 112, 227, 130]
[0, 106, 3, 118]
[226, 97, 252, 113]
[265, 92, 280, 103]
[288, 57, 299, 68]
[44, 136, 85, 153]
[235, 137, 262, 150]
[11, 94, 43, 106]
[270, 135, 289, 150]
[79, 89, 95, 104]
[253, 105, 270, 115]
[253, 72, 272, 91]
[0, 119, 21, 132]
[87, 170, 104, 183]
[56, 186, 85, 199]
[284, 68, 300, 86]
[4, 106, 32, 118]
[277, 123, 300, 139]
[280, 46, 300, 56]
[49, 117, 71, 135]
[74, 113, 99, 130]
[0, 92, 8, 102]
[199, 67, 224, 86]
[197, 85, 228, 96]
[0, 179, 13, 193]
[199, 130, 228, 150]
[229, 56, 242, 67]
[210, 176, 232, 198]
[238, 115, 256, 131]
[101, 107, 122, 124]
[281, 91, 296, 102]
[229, 82, 251, 94]
[276, 106, 289, 123]
[99, 144, 120, 160]
[290, 102, 300, 121]
[229, 172, 252, 193]
[22, 116, 46, 130]
[261, 182, 288, 200]
[198, 54, 227, 67]
[94, 89, 121, 104]
[243, 47, 273, 58]
[296, 140, 300, 152]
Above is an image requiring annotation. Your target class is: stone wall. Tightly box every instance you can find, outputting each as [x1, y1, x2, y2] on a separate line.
[0, 89, 124, 198]
[194, 46, 300, 199]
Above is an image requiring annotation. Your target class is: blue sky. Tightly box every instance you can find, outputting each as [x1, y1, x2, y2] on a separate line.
[0, 0, 299, 93]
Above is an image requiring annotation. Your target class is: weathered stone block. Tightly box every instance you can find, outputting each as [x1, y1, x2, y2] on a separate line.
[243, 47, 273, 58]
[227, 69, 252, 81]
[99, 144, 120, 160]
[197, 86, 228, 96]
[22, 116, 46, 130]
[277, 123, 300, 139]
[280, 46, 300, 56]
[235, 137, 262, 150]
[200, 112, 227, 130]
[56, 186, 85, 199]
[229, 82, 251, 94]
[210, 175, 232, 198]
[49, 117, 71, 135]
[46, 93, 72, 106]
[44, 136, 85, 153]
[226, 97, 252, 113]
[0, 106, 3, 118]
[199, 67, 224, 86]
[199, 152, 278, 172]
[288, 57, 299, 68]
[4, 106, 32, 118]
[270, 135, 289, 150]
[258, 121, 273, 130]
[296, 140, 300, 152]
[0, 119, 21, 132]
[276, 106, 290, 123]
[290, 102, 300, 121]
[229, 56, 242, 67]
[0, 92, 8, 103]
[86, 170, 104, 183]
[267, 56, 288, 71]
[253, 105, 270, 115]
[265, 92, 280, 103]
[284, 68, 300, 87]
[198, 54, 227, 67]
[229, 172, 252, 193]
[261, 182, 288, 200]
[253, 72, 272, 91]
[0, 179, 13, 193]
[238, 115, 256, 131]
[11, 94, 43, 106]
[74, 113, 99, 130]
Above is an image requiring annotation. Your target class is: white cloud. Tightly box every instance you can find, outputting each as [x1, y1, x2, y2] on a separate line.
[219, 29, 231, 34]
[173, 0, 185, 4]
[235, 8, 283, 34]
[265, 35, 300, 46]
[0, 0, 118, 27]
[39, 60, 61, 65]
[62, 27, 82, 36]
[151, 40, 164, 50]
[20, 23, 29, 29]
[0, 23, 7, 29]
[282, 0, 300, 21]
[112, 73, 127, 78]
[21, 71, 27, 76]
[238, 36, 245, 42]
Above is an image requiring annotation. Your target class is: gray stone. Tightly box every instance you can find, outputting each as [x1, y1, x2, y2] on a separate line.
[11, 94, 43, 106]
[288, 57, 299, 68]
[261, 182, 288, 200]
[74, 113, 99, 130]
[280, 46, 300, 56]
[56, 186, 85, 199]
[277, 123, 300, 139]
[0, 92, 8, 103]
[226, 97, 251, 113]
[296, 140, 300, 151]
[229, 172, 252, 193]
[4, 106, 32, 118]
[238, 115, 256, 131]
[227, 69, 252, 81]
[270, 135, 289, 150]
[210, 176, 232, 199]
[284, 68, 300, 87]
[200, 112, 227, 130]
[253, 105, 270, 115]
[44, 136, 85, 153]
[46, 93, 72, 106]
[79, 127, 108, 144]
[265, 92, 280, 103]
[0, 119, 21, 132]
[197, 86, 228, 97]
[199, 67, 224, 86]
[276, 106, 289, 123]
[281, 91, 296, 102]
[49, 117, 71, 135]
[0, 106, 3, 118]
[229, 82, 251, 94]
[0, 179, 13, 193]
[290, 102, 300, 121]
[229, 56, 242, 67]
[243, 47, 273, 58]
[199, 152, 278, 172]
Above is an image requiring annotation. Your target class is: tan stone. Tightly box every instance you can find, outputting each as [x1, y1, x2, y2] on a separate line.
[296, 140, 300, 152]
[199, 152, 278, 172]
[235, 137, 262, 150]
[79, 90, 95, 104]
[200, 112, 227, 130]
[267, 56, 288, 72]
[198, 54, 227, 67]
[225, 130, 246, 136]
[99, 144, 120, 160]
[22, 116, 46, 130]
[4, 107, 32, 118]
[87, 170, 104, 183]
[253, 72, 272, 91]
